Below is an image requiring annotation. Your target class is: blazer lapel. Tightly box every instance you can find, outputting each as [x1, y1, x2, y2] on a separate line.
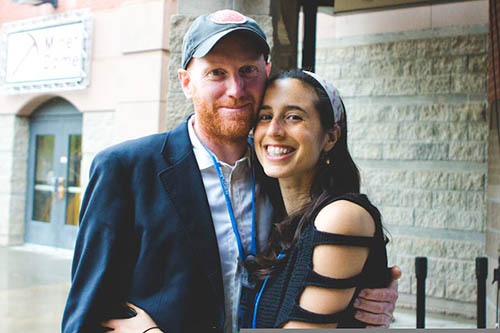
[158, 118, 224, 308]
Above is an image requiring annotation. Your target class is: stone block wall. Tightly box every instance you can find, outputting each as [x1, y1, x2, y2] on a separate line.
[316, 28, 488, 317]
[0, 114, 29, 245]
[165, 14, 203, 129]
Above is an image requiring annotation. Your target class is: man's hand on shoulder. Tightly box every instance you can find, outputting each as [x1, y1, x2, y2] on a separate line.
[353, 266, 402, 328]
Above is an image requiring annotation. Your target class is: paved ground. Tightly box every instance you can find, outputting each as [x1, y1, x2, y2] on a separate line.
[391, 308, 475, 328]
[0, 244, 476, 332]
[0, 244, 73, 333]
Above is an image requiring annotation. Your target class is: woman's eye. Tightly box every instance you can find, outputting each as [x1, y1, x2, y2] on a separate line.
[258, 114, 272, 121]
[287, 114, 302, 121]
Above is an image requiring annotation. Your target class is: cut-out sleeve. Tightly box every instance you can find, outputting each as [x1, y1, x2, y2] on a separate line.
[251, 193, 391, 328]
[285, 229, 375, 325]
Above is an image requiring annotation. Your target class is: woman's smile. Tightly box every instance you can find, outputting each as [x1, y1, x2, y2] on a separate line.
[264, 144, 296, 158]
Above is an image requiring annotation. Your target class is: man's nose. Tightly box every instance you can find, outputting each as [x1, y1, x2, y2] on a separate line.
[226, 75, 245, 99]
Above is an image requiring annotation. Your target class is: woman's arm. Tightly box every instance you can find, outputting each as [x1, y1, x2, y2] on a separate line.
[283, 199, 375, 329]
[101, 303, 163, 333]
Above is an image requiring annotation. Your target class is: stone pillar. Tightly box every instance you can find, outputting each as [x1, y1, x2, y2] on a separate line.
[164, 0, 298, 130]
[0, 115, 29, 245]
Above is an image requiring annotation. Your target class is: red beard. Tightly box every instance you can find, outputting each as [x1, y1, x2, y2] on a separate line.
[193, 98, 256, 144]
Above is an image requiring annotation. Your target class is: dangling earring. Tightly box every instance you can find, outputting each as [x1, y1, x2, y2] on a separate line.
[325, 157, 331, 165]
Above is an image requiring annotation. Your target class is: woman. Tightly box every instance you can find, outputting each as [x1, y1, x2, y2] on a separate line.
[246, 69, 390, 328]
[102, 69, 390, 331]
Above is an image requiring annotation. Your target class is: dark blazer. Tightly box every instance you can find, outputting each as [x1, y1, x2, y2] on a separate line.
[62, 118, 225, 332]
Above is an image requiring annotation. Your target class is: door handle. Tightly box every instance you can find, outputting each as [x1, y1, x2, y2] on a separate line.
[57, 177, 65, 200]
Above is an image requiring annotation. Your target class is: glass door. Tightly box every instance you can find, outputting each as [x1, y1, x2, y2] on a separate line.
[65, 134, 82, 228]
[26, 98, 82, 249]
[32, 135, 56, 223]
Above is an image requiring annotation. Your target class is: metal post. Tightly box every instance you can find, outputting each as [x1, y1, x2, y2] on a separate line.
[476, 257, 488, 328]
[415, 257, 427, 328]
[301, 1, 317, 71]
[493, 256, 500, 329]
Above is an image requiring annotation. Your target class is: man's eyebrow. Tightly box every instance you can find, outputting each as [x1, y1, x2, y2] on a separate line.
[259, 105, 271, 110]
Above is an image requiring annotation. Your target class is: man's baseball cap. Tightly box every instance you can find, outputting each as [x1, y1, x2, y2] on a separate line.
[181, 9, 271, 69]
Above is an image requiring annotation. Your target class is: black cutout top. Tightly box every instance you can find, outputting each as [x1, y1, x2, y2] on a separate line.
[251, 193, 390, 328]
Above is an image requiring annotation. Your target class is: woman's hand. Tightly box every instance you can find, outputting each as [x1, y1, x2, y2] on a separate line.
[101, 302, 163, 333]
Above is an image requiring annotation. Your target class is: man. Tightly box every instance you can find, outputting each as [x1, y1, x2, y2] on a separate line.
[62, 9, 399, 333]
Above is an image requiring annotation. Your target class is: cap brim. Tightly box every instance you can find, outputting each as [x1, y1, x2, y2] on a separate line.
[192, 27, 269, 59]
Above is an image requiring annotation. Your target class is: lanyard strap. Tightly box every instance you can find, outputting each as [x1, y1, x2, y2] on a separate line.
[199, 140, 257, 261]
[252, 253, 286, 328]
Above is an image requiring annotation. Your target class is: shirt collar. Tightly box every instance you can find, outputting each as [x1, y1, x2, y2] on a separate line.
[188, 115, 251, 170]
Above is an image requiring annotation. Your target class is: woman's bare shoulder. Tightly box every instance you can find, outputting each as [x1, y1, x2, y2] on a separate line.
[314, 199, 375, 237]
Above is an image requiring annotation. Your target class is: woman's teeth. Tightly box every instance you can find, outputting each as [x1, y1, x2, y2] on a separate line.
[267, 146, 293, 156]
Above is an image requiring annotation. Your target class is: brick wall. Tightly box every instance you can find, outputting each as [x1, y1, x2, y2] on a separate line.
[487, 0, 500, 327]
[316, 28, 488, 317]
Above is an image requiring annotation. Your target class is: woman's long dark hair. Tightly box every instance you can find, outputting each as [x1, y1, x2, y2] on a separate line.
[254, 69, 361, 278]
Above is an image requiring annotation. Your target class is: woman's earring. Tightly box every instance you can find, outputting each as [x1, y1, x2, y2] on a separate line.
[321, 151, 331, 166]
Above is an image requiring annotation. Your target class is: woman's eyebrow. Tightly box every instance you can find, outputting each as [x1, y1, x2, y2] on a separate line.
[285, 105, 306, 113]
[258, 104, 307, 113]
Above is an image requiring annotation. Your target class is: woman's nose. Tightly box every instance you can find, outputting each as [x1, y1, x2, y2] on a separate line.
[268, 118, 284, 137]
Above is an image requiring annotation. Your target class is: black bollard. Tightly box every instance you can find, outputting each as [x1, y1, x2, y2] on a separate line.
[493, 256, 500, 329]
[476, 257, 488, 328]
[415, 257, 427, 328]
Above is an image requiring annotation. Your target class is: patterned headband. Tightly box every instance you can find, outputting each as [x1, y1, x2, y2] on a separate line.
[303, 70, 345, 123]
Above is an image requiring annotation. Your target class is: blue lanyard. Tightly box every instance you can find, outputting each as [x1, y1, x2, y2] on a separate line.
[251, 253, 286, 328]
[199, 140, 257, 261]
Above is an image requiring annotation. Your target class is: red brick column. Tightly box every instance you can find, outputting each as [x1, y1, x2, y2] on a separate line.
[487, 0, 500, 328]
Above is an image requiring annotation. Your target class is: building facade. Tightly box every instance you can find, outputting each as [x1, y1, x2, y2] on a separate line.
[0, 0, 176, 248]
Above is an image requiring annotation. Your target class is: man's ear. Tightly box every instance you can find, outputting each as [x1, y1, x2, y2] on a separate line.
[265, 62, 272, 77]
[178, 69, 192, 99]
[323, 124, 341, 153]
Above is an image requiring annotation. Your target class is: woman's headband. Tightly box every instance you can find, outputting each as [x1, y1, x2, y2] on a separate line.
[303, 70, 345, 124]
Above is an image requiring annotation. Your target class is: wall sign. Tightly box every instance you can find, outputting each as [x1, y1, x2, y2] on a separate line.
[0, 9, 92, 94]
[334, 0, 472, 13]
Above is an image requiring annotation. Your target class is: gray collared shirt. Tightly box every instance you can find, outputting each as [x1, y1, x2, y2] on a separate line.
[188, 117, 273, 332]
